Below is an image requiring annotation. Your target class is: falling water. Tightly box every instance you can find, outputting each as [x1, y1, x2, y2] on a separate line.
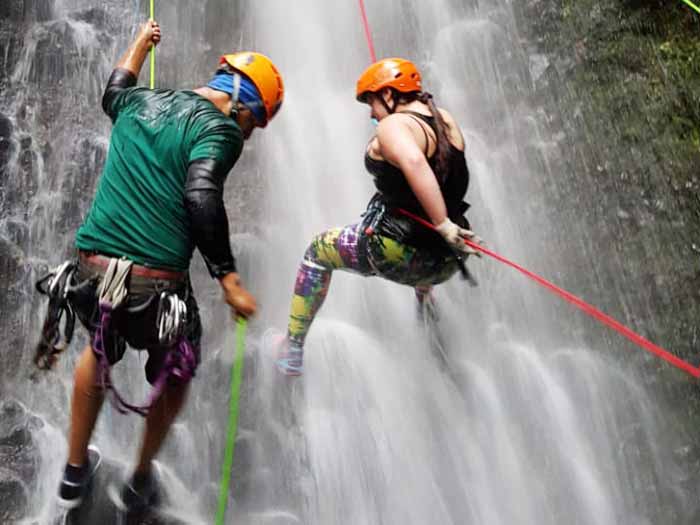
[0, 0, 695, 524]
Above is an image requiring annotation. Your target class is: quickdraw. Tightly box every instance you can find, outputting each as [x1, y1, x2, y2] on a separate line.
[157, 291, 187, 347]
[34, 261, 82, 370]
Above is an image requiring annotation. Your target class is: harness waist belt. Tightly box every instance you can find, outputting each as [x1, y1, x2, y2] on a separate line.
[79, 251, 186, 281]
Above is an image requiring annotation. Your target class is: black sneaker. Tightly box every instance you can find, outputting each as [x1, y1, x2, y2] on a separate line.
[114, 468, 161, 515]
[57, 445, 102, 509]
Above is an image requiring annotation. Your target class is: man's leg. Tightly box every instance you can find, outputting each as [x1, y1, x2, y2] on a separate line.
[58, 345, 105, 508]
[67, 345, 104, 466]
[135, 380, 189, 475]
[117, 380, 189, 512]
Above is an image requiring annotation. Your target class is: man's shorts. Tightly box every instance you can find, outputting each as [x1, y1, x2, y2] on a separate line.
[69, 255, 202, 384]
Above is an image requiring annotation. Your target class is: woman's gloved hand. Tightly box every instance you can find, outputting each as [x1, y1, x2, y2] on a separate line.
[435, 218, 482, 257]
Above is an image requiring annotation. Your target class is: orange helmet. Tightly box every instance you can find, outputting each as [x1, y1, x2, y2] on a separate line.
[356, 58, 422, 102]
[220, 52, 284, 127]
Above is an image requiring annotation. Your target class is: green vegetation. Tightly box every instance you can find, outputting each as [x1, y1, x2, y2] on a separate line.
[541, 0, 700, 181]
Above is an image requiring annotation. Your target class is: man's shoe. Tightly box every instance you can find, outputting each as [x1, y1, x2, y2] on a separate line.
[57, 445, 102, 509]
[115, 469, 161, 515]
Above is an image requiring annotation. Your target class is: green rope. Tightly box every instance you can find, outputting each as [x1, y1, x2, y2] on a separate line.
[681, 0, 700, 13]
[215, 317, 247, 525]
[149, 0, 155, 89]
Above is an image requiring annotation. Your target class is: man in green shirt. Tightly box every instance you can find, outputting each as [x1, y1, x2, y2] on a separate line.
[56, 20, 284, 515]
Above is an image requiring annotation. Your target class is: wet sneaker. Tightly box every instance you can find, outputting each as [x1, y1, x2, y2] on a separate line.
[275, 337, 304, 376]
[57, 444, 102, 509]
[114, 469, 161, 515]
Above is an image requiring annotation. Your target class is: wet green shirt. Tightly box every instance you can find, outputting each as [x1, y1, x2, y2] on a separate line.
[76, 88, 243, 271]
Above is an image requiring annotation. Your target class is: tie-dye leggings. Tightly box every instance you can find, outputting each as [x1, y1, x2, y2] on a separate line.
[287, 223, 458, 347]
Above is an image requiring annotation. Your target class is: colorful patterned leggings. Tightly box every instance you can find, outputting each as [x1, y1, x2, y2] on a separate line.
[287, 223, 458, 347]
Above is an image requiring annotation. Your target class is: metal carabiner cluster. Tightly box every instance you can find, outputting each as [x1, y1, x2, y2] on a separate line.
[35, 261, 74, 298]
[34, 261, 79, 369]
[156, 292, 187, 347]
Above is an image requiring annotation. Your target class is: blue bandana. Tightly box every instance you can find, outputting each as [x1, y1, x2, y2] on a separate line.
[207, 71, 266, 125]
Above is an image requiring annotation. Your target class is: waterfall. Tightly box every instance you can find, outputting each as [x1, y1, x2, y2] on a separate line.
[0, 1, 693, 523]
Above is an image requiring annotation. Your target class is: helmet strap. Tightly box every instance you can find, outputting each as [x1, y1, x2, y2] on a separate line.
[380, 89, 396, 115]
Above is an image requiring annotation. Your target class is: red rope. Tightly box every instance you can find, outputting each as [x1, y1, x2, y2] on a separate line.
[396, 208, 700, 378]
[357, 0, 377, 62]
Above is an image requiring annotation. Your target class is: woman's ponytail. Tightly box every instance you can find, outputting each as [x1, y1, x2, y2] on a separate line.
[418, 92, 450, 181]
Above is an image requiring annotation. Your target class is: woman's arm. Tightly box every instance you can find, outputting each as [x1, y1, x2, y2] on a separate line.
[376, 115, 480, 256]
[375, 115, 447, 225]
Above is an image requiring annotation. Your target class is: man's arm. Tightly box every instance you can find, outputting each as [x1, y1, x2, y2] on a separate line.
[184, 158, 237, 278]
[184, 158, 257, 318]
[102, 21, 161, 119]
[116, 20, 160, 77]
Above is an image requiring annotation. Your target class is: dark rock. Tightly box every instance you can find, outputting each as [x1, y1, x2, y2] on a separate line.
[68, 6, 115, 34]
[57, 134, 106, 229]
[19, 16, 111, 93]
[0, 472, 29, 523]
[8, 135, 40, 214]
[0, 400, 41, 522]
[0, 0, 53, 23]
[0, 399, 27, 435]
[0, 113, 15, 179]
[0, 426, 32, 448]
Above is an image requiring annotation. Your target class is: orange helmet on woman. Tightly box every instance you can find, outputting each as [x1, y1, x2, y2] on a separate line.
[356, 58, 422, 102]
[219, 52, 284, 127]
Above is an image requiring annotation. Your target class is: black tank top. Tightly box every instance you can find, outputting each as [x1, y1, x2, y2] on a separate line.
[363, 111, 471, 249]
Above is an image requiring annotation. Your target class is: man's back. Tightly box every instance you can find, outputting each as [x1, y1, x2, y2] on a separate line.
[76, 88, 243, 271]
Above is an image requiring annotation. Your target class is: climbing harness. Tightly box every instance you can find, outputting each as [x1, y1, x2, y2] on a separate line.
[34, 262, 82, 369]
[360, 197, 477, 285]
[35, 255, 197, 414]
[360, 195, 386, 237]
[91, 258, 197, 416]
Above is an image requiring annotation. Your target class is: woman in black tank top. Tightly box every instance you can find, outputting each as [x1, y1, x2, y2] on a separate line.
[275, 58, 481, 376]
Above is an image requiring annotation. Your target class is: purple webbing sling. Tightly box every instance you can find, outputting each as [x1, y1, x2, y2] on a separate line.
[92, 258, 196, 417]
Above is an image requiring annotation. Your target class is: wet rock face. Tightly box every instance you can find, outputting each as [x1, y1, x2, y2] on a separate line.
[0, 113, 14, 183]
[513, 0, 700, 360]
[512, 3, 700, 520]
[0, 400, 42, 523]
[0, 0, 53, 88]
[0, 0, 120, 384]
[0, 0, 53, 22]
